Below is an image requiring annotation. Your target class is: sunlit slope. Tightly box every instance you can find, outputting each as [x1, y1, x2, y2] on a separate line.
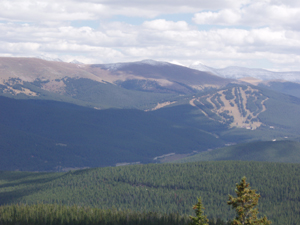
[151, 84, 300, 143]
[91, 59, 231, 93]
[176, 140, 300, 163]
[0, 57, 231, 110]
[0, 161, 299, 224]
[187, 85, 300, 133]
[191, 85, 268, 129]
[1, 76, 177, 110]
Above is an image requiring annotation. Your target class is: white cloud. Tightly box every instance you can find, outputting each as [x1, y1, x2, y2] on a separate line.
[0, 0, 250, 22]
[0, 0, 300, 71]
[193, 9, 241, 25]
[142, 20, 189, 31]
[1, 19, 300, 69]
[193, 1, 300, 30]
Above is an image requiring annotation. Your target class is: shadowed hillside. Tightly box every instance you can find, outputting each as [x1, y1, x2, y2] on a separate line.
[176, 140, 300, 163]
[0, 96, 223, 171]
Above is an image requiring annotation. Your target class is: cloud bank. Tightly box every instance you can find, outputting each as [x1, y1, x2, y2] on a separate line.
[1, 0, 300, 71]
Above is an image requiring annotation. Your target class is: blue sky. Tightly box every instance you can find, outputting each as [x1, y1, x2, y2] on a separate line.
[1, 0, 300, 71]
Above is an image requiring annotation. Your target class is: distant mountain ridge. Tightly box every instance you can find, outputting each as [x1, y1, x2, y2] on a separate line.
[2, 57, 300, 171]
[190, 62, 300, 82]
[0, 57, 231, 110]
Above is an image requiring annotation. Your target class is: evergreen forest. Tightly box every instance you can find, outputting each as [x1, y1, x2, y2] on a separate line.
[0, 203, 230, 225]
[0, 161, 299, 225]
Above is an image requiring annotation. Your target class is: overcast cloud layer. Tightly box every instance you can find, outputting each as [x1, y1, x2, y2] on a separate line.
[1, 0, 300, 71]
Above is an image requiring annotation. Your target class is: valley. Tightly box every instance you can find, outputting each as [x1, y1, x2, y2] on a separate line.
[3, 0, 300, 223]
[1, 57, 300, 225]
[1, 57, 300, 171]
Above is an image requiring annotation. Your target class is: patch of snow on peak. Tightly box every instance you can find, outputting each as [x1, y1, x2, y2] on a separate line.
[189, 62, 219, 75]
[101, 63, 127, 71]
[70, 60, 84, 64]
[37, 55, 63, 62]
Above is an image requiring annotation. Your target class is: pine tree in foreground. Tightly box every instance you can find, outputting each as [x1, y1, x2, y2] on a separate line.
[227, 176, 271, 225]
[189, 197, 209, 225]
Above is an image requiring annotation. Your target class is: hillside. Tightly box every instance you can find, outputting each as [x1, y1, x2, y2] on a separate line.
[2, 57, 300, 171]
[151, 84, 300, 144]
[0, 161, 299, 225]
[175, 140, 300, 163]
[0, 96, 224, 171]
[183, 84, 300, 131]
[258, 80, 300, 98]
[2, 82, 300, 171]
[0, 57, 230, 110]
[92, 59, 231, 93]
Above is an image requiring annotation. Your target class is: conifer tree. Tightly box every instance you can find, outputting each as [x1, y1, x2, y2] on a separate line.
[227, 177, 271, 225]
[190, 197, 209, 225]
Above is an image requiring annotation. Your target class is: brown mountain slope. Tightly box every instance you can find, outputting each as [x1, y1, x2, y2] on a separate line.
[0, 57, 104, 83]
[0, 57, 232, 109]
[90, 60, 232, 93]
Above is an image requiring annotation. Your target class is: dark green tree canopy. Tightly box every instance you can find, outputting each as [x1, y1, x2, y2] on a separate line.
[227, 177, 271, 225]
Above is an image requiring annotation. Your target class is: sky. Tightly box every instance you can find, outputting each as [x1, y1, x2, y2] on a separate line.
[1, 0, 300, 71]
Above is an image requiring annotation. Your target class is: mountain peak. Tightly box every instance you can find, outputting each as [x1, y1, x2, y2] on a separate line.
[70, 60, 84, 64]
[138, 59, 170, 66]
[189, 62, 218, 75]
[100, 59, 170, 71]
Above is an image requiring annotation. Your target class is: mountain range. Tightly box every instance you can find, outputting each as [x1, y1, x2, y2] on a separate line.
[190, 62, 300, 82]
[1, 57, 300, 171]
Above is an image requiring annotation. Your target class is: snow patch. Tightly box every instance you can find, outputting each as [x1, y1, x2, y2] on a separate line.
[189, 62, 219, 75]
[70, 60, 84, 64]
[37, 55, 63, 62]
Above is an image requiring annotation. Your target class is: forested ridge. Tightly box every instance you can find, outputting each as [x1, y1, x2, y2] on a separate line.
[0, 161, 299, 224]
[176, 140, 300, 163]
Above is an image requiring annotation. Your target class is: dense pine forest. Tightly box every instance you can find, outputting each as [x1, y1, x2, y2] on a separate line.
[1, 161, 299, 224]
[0, 204, 231, 225]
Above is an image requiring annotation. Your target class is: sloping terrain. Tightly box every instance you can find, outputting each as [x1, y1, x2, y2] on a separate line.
[0, 96, 224, 171]
[176, 140, 300, 163]
[258, 80, 300, 98]
[5, 82, 300, 171]
[92, 59, 231, 93]
[0, 57, 231, 110]
[186, 84, 300, 134]
[2, 57, 300, 172]
[190, 86, 268, 129]
[150, 83, 300, 147]
[0, 58, 177, 109]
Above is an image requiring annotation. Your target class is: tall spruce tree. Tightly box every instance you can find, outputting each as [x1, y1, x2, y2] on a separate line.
[227, 177, 271, 225]
[190, 197, 209, 225]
